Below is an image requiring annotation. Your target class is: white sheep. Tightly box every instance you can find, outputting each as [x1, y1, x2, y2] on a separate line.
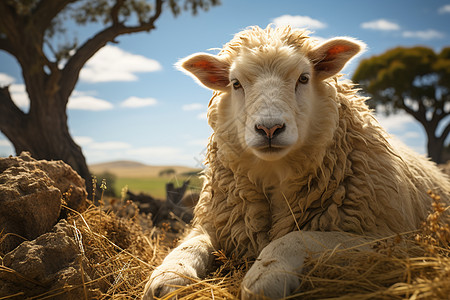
[142, 25, 450, 299]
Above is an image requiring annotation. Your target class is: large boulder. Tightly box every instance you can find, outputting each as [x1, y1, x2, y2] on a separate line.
[0, 152, 88, 210]
[0, 152, 88, 253]
[0, 219, 98, 299]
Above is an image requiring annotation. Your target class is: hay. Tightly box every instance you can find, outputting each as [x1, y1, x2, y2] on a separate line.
[63, 201, 245, 299]
[17, 191, 448, 299]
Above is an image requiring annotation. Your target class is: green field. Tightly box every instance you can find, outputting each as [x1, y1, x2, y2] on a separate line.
[90, 161, 204, 199]
[114, 175, 203, 199]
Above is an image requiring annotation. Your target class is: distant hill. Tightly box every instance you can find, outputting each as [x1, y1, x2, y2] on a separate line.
[89, 160, 201, 178]
[90, 160, 147, 169]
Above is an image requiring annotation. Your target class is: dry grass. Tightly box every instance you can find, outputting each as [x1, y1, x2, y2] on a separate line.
[20, 190, 449, 299]
[62, 201, 245, 299]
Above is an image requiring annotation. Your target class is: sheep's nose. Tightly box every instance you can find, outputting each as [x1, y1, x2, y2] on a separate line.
[255, 123, 285, 139]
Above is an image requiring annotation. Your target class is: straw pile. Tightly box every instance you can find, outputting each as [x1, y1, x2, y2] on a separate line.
[19, 190, 450, 299]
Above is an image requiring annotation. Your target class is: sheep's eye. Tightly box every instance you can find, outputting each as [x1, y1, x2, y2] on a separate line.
[298, 74, 309, 84]
[232, 80, 242, 89]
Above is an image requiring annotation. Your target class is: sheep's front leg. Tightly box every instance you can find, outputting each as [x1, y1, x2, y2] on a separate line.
[241, 231, 370, 299]
[142, 230, 215, 300]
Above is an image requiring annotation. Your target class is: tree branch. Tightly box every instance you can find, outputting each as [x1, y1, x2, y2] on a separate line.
[438, 120, 450, 143]
[60, 0, 164, 100]
[0, 2, 20, 55]
[32, 0, 76, 34]
[0, 86, 26, 132]
[400, 97, 425, 124]
[148, 0, 164, 28]
[430, 102, 447, 127]
[111, 0, 126, 25]
[60, 26, 119, 100]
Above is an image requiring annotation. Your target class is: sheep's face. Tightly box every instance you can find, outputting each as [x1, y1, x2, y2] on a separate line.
[227, 47, 312, 161]
[179, 28, 364, 162]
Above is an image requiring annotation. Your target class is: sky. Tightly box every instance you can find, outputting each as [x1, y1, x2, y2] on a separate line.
[0, 0, 450, 168]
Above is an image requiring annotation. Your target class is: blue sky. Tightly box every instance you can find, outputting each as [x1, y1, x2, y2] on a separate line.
[1, 0, 449, 167]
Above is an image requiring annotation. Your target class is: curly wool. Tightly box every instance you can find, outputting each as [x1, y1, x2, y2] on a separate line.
[193, 26, 450, 259]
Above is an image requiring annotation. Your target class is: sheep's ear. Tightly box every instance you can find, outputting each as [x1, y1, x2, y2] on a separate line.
[308, 38, 365, 81]
[178, 53, 230, 92]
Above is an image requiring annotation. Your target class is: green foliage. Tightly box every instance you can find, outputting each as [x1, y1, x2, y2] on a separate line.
[69, 0, 153, 25]
[0, 0, 220, 65]
[4, 0, 39, 15]
[352, 46, 450, 163]
[168, 0, 220, 16]
[159, 168, 176, 177]
[353, 46, 449, 113]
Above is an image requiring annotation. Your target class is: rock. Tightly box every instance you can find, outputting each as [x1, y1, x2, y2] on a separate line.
[0, 152, 88, 211]
[0, 167, 61, 253]
[0, 152, 88, 253]
[0, 219, 98, 299]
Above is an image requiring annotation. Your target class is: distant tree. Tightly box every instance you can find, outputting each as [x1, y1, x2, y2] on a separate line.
[0, 0, 219, 194]
[159, 168, 175, 177]
[353, 46, 450, 164]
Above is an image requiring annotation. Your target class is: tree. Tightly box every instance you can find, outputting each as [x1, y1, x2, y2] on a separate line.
[353, 46, 450, 164]
[159, 168, 175, 177]
[0, 0, 219, 194]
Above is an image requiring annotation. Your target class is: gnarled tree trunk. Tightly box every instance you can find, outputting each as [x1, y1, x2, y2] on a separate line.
[0, 86, 93, 195]
[0, 0, 165, 197]
[426, 130, 448, 164]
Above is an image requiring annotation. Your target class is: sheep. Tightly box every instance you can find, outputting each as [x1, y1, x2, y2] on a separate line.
[142, 25, 450, 299]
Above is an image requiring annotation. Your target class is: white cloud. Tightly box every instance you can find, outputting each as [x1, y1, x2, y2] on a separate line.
[80, 45, 162, 83]
[74, 137, 131, 159]
[374, 111, 426, 155]
[120, 96, 157, 108]
[68, 95, 114, 111]
[188, 139, 209, 146]
[0, 138, 14, 157]
[374, 111, 416, 132]
[5, 87, 113, 112]
[89, 141, 132, 150]
[402, 29, 445, 40]
[127, 146, 182, 157]
[74, 136, 94, 146]
[272, 15, 327, 30]
[402, 131, 421, 139]
[438, 4, 450, 14]
[361, 19, 400, 31]
[2, 83, 115, 112]
[126, 146, 193, 165]
[9, 84, 30, 110]
[83, 144, 196, 166]
[0, 73, 15, 85]
[0, 139, 13, 147]
[71, 90, 98, 97]
[182, 103, 204, 111]
[197, 111, 207, 120]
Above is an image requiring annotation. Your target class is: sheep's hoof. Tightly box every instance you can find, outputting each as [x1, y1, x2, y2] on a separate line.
[142, 269, 194, 300]
[241, 259, 300, 299]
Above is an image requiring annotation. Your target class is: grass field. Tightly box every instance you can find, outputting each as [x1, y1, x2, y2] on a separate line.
[115, 175, 203, 199]
[89, 160, 203, 199]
